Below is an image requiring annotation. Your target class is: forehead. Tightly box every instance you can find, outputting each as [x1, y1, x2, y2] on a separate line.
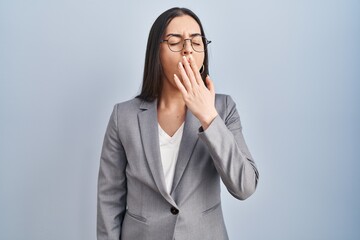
[164, 15, 201, 35]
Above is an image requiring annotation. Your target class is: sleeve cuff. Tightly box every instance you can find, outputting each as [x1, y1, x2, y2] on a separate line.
[197, 115, 227, 137]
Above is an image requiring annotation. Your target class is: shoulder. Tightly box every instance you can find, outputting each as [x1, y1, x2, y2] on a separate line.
[214, 93, 237, 111]
[114, 97, 143, 109]
[113, 97, 143, 110]
[111, 97, 145, 122]
[214, 93, 241, 126]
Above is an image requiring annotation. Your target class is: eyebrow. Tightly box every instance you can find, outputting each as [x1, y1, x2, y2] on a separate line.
[165, 33, 202, 38]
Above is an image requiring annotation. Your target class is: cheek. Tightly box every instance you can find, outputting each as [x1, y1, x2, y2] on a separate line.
[162, 58, 179, 73]
[194, 54, 205, 69]
[160, 55, 182, 78]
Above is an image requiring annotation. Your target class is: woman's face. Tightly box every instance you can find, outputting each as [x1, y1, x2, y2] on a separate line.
[160, 15, 205, 89]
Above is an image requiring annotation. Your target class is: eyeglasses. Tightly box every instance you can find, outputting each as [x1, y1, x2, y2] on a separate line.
[160, 35, 211, 53]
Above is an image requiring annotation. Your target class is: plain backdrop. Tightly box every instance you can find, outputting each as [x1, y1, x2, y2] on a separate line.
[1, 0, 359, 239]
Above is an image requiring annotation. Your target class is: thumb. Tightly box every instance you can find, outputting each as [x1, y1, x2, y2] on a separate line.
[205, 75, 215, 94]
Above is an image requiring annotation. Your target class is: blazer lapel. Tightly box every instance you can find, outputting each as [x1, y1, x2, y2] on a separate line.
[170, 107, 200, 195]
[137, 99, 178, 207]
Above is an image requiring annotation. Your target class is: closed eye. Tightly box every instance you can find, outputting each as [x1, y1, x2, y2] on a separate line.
[169, 42, 181, 46]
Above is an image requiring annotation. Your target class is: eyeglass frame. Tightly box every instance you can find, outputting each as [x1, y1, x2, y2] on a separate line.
[160, 35, 212, 53]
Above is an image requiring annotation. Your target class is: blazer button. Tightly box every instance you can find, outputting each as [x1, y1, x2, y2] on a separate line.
[170, 206, 179, 215]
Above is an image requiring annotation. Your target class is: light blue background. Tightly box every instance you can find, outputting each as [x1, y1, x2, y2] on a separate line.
[1, 0, 359, 239]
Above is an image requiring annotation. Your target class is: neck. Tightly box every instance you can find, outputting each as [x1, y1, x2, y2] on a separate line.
[158, 80, 186, 111]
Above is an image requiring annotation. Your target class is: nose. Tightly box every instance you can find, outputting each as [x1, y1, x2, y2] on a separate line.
[182, 39, 193, 55]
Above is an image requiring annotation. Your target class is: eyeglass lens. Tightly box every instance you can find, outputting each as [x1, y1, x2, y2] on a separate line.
[167, 36, 207, 52]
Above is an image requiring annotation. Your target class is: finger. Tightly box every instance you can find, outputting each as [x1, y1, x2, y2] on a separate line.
[188, 55, 204, 86]
[206, 75, 215, 95]
[182, 56, 197, 88]
[178, 61, 192, 91]
[174, 74, 188, 96]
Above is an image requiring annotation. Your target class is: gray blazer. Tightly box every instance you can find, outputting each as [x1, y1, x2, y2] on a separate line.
[97, 93, 259, 240]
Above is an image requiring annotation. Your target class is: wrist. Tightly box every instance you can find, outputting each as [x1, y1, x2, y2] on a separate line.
[200, 110, 218, 130]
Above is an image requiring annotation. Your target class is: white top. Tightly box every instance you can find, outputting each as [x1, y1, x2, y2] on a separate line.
[158, 122, 185, 194]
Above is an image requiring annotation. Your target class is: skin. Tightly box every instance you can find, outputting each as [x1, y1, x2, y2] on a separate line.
[158, 15, 218, 136]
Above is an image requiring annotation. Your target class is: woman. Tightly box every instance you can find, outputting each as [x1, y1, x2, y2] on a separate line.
[97, 7, 259, 240]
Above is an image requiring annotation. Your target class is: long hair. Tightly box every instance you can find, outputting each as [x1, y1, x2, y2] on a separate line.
[136, 7, 210, 102]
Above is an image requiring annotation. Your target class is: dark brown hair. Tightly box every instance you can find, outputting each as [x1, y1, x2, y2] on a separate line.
[136, 7, 210, 102]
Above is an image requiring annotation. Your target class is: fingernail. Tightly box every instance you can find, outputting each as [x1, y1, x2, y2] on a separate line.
[178, 62, 182, 67]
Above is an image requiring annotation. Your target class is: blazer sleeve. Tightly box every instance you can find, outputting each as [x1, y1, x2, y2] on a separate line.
[97, 104, 127, 239]
[198, 95, 259, 200]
